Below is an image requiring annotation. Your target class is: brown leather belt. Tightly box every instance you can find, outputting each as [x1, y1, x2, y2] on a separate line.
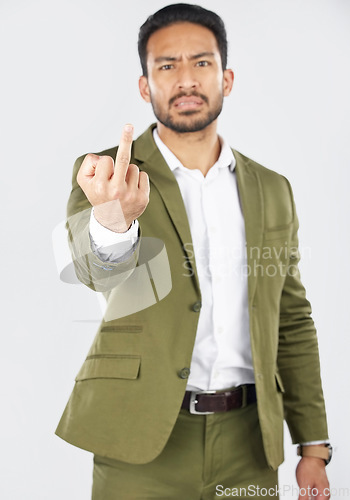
[181, 384, 256, 414]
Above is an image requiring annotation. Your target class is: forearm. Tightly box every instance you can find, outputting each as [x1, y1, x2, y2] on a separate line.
[67, 205, 140, 292]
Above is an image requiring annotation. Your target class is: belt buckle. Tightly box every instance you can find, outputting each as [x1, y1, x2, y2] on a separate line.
[189, 390, 216, 415]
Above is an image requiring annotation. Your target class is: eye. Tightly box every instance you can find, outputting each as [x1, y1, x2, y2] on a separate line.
[160, 64, 174, 70]
[196, 60, 209, 67]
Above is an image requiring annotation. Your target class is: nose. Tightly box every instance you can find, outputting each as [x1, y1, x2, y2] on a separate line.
[176, 65, 198, 91]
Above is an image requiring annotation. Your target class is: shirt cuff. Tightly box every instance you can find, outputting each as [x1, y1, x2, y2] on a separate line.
[299, 440, 330, 446]
[89, 208, 139, 263]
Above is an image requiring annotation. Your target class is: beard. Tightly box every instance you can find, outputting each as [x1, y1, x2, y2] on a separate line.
[149, 91, 223, 133]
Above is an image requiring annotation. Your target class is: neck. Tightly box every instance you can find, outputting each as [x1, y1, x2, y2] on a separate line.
[157, 120, 221, 176]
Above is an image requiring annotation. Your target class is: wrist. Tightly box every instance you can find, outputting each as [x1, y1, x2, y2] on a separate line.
[93, 207, 132, 233]
[300, 456, 326, 468]
[297, 444, 332, 465]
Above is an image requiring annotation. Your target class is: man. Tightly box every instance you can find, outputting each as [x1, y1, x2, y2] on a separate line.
[56, 4, 331, 499]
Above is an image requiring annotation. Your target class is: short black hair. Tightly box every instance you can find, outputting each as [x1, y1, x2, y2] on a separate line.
[138, 3, 228, 76]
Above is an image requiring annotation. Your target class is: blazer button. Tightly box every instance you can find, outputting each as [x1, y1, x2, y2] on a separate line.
[192, 301, 202, 312]
[179, 367, 191, 379]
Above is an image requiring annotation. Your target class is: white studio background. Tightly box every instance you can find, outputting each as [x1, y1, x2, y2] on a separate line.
[0, 0, 349, 498]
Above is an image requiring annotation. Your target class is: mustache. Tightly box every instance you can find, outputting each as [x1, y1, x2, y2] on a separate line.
[168, 91, 209, 107]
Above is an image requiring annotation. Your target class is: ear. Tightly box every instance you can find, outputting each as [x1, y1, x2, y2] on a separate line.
[139, 75, 151, 103]
[223, 69, 234, 97]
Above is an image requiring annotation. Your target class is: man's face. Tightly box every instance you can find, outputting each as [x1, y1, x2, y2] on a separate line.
[139, 22, 233, 133]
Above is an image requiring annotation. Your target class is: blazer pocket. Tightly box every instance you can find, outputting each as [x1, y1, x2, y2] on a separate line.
[75, 354, 141, 381]
[101, 325, 143, 334]
[275, 372, 285, 393]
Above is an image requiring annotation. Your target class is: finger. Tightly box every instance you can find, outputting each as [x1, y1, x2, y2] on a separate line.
[138, 171, 150, 194]
[94, 155, 115, 182]
[77, 153, 100, 186]
[114, 124, 134, 184]
[125, 163, 140, 188]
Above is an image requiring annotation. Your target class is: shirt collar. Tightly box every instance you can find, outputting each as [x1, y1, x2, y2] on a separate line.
[153, 127, 236, 173]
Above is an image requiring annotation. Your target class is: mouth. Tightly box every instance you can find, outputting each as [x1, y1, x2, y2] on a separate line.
[172, 95, 204, 111]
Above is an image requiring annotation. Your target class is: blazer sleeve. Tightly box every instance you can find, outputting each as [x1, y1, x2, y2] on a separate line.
[277, 179, 329, 443]
[66, 154, 140, 293]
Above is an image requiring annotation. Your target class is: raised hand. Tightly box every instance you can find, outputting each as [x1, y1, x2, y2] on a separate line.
[77, 124, 150, 232]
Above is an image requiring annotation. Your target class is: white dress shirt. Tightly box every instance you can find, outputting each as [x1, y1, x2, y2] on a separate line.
[90, 129, 254, 391]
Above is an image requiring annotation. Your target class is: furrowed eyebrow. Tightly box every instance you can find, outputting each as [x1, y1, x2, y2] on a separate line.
[154, 52, 215, 64]
[154, 56, 179, 63]
[189, 52, 215, 60]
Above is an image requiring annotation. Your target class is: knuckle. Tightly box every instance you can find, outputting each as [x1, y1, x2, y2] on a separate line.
[101, 155, 114, 166]
[110, 187, 123, 200]
[118, 154, 130, 165]
[85, 153, 99, 163]
[111, 189, 120, 199]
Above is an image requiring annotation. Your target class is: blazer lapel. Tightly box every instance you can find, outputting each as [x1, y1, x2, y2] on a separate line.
[234, 150, 264, 305]
[133, 125, 199, 288]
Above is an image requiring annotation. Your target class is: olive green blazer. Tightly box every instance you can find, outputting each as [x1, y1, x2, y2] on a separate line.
[56, 125, 328, 470]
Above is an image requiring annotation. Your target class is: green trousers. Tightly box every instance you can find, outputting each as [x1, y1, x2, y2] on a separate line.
[92, 402, 279, 499]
